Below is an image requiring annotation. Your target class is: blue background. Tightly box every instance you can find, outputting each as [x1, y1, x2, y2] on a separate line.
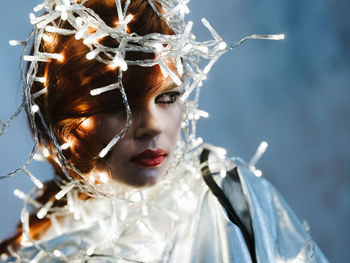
[0, 1, 349, 262]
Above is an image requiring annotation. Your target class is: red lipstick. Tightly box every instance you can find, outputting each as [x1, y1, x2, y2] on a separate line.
[130, 149, 167, 167]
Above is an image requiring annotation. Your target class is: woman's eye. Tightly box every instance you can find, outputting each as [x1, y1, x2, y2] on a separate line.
[155, 91, 181, 104]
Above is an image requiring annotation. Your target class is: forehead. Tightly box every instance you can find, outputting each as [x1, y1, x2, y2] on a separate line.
[122, 64, 180, 105]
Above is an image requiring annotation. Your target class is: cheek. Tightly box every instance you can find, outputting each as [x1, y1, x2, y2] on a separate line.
[164, 104, 183, 140]
[87, 114, 127, 144]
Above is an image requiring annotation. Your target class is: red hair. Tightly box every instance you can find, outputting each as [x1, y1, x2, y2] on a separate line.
[0, 0, 174, 255]
[31, 0, 174, 175]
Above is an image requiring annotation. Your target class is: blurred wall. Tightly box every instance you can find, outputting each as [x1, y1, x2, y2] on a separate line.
[0, 0, 349, 262]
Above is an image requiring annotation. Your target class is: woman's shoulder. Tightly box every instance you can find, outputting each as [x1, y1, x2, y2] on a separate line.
[199, 144, 329, 262]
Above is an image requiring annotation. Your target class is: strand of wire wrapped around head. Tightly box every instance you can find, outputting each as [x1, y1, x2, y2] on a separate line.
[3, 0, 284, 195]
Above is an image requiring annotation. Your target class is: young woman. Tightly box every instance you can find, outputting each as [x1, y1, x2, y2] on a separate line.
[0, 0, 328, 262]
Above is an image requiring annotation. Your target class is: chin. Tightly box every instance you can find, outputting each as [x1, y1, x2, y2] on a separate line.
[114, 170, 163, 188]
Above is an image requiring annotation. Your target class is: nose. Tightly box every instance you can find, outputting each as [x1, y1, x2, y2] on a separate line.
[133, 103, 163, 140]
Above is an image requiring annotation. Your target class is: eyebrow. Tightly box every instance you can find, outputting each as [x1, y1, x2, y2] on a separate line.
[161, 81, 182, 92]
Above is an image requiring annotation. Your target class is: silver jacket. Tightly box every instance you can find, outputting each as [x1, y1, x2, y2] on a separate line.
[6, 162, 328, 263]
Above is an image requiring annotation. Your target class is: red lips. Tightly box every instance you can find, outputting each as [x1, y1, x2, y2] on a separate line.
[130, 149, 167, 167]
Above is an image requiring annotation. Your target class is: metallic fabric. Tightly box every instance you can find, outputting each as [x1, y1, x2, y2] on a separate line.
[7, 162, 329, 263]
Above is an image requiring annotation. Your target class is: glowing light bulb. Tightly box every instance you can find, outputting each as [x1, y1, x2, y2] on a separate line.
[33, 153, 44, 161]
[37, 200, 54, 219]
[34, 76, 46, 83]
[98, 172, 109, 184]
[99, 148, 109, 158]
[198, 110, 209, 118]
[81, 118, 93, 130]
[37, 208, 47, 219]
[109, 56, 128, 71]
[29, 13, 36, 23]
[76, 17, 83, 27]
[75, 29, 85, 40]
[142, 204, 149, 216]
[254, 169, 262, 177]
[196, 46, 209, 53]
[260, 141, 268, 150]
[31, 104, 39, 113]
[86, 49, 99, 60]
[90, 83, 119, 96]
[9, 40, 17, 46]
[74, 212, 80, 220]
[120, 205, 127, 221]
[53, 250, 62, 257]
[60, 142, 70, 150]
[55, 182, 75, 200]
[33, 3, 45, 12]
[88, 172, 96, 184]
[212, 146, 226, 157]
[153, 43, 163, 51]
[130, 192, 142, 202]
[1, 253, 8, 261]
[14, 189, 25, 199]
[61, 10, 68, 21]
[220, 168, 227, 178]
[9, 40, 25, 46]
[45, 26, 56, 33]
[86, 246, 95, 256]
[120, 61, 128, 71]
[182, 4, 190, 14]
[55, 53, 65, 63]
[271, 34, 285, 40]
[42, 148, 50, 158]
[23, 168, 43, 189]
[183, 44, 192, 53]
[192, 137, 203, 148]
[218, 41, 227, 50]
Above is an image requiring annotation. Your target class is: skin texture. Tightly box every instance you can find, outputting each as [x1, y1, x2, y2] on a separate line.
[84, 75, 183, 187]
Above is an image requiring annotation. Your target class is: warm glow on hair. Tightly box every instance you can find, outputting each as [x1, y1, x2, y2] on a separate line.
[42, 33, 54, 44]
[87, 26, 98, 35]
[29, 0, 176, 179]
[98, 171, 110, 184]
[88, 172, 96, 184]
[56, 52, 65, 63]
[80, 117, 94, 131]
[60, 140, 72, 150]
[106, 63, 118, 70]
[89, 171, 110, 184]
[114, 14, 133, 32]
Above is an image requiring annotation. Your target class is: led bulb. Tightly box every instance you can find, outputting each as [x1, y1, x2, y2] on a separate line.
[86, 50, 99, 60]
[31, 104, 39, 113]
[86, 246, 95, 256]
[53, 250, 62, 257]
[42, 148, 50, 158]
[153, 43, 163, 51]
[61, 10, 68, 21]
[254, 169, 262, 177]
[60, 142, 70, 150]
[218, 42, 227, 50]
[9, 40, 25, 46]
[98, 171, 109, 184]
[76, 17, 83, 27]
[29, 13, 36, 23]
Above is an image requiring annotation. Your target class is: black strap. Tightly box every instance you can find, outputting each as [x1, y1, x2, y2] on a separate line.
[200, 148, 257, 263]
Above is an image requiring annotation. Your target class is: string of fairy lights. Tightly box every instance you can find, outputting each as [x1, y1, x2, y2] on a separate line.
[0, 0, 283, 261]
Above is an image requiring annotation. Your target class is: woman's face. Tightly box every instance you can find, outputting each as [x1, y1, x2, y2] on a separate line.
[88, 76, 183, 187]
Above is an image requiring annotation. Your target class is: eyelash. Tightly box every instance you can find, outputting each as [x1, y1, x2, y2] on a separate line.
[155, 91, 181, 104]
